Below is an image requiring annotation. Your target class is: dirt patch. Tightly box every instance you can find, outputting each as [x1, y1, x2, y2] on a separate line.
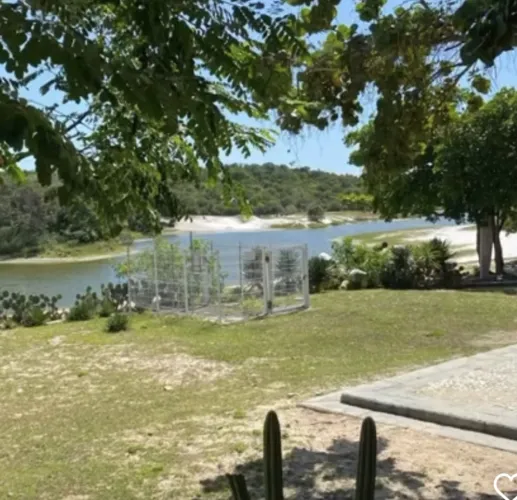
[104, 349, 233, 388]
[0, 343, 233, 390]
[154, 403, 514, 499]
[470, 329, 517, 347]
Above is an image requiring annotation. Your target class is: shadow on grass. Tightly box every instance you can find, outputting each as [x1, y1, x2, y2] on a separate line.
[200, 434, 493, 499]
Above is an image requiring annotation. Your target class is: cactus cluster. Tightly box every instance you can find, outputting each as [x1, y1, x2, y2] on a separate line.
[100, 282, 128, 308]
[0, 290, 63, 327]
[227, 411, 377, 500]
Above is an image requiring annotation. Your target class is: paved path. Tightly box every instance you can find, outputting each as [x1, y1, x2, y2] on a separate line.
[302, 345, 517, 451]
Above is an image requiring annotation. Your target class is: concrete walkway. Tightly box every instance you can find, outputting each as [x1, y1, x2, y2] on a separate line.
[302, 345, 517, 452]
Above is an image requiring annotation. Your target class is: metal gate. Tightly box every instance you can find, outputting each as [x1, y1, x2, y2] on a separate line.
[262, 245, 309, 316]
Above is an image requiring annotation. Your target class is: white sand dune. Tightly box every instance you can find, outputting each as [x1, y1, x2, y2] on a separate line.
[170, 214, 349, 233]
[413, 224, 517, 263]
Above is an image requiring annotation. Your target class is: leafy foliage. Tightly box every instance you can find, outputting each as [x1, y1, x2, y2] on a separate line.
[340, 192, 373, 211]
[168, 163, 363, 216]
[0, 0, 338, 230]
[308, 256, 330, 293]
[105, 313, 129, 333]
[276, 0, 510, 226]
[67, 287, 98, 322]
[380, 246, 417, 290]
[331, 237, 389, 288]
[20, 306, 47, 328]
[331, 237, 462, 291]
[307, 204, 325, 222]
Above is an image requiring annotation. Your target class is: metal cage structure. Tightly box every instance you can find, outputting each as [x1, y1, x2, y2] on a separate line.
[127, 239, 310, 322]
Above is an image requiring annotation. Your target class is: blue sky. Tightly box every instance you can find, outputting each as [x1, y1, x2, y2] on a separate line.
[9, 0, 517, 175]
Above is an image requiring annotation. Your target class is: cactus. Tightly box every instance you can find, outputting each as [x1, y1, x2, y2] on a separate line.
[226, 474, 251, 500]
[264, 411, 284, 500]
[227, 412, 378, 500]
[355, 417, 377, 500]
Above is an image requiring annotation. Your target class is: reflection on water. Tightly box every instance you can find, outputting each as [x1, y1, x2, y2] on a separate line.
[0, 218, 452, 305]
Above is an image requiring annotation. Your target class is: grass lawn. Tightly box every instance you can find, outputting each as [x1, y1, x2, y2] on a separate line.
[1, 289, 517, 498]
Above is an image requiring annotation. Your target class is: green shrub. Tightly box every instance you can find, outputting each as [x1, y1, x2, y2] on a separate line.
[331, 237, 389, 288]
[307, 204, 324, 222]
[20, 306, 47, 327]
[99, 299, 116, 318]
[106, 313, 129, 333]
[68, 288, 98, 322]
[3, 317, 16, 329]
[308, 256, 332, 293]
[380, 246, 417, 289]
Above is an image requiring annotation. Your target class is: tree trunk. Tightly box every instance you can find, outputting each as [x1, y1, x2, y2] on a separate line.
[493, 215, 504, 276]
[478, 222, 493, 279]
[476, 223, 480, 261]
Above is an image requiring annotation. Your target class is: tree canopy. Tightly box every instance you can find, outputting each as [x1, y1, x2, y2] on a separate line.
[276, 0, 515, 192]
[0, 0, 340, 230]
[2, 0, 514, 235]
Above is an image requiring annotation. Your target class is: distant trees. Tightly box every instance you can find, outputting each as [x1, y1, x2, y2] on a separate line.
[0, 162, 364, 256]
[167, 163, 363, 217]
[340, 192, 373, 212]
[0, 178, 113, 256]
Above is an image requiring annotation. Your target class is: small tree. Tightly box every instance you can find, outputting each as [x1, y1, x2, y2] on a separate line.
[307, 204, 325, 222]
[435, 88, 517, 277]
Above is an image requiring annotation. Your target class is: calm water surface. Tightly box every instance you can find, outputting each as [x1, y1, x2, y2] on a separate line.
[0, 218, 453, 305]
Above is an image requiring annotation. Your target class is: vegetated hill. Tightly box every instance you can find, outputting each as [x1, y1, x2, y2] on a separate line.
[167, 163, 363, 216]
[0, 164, 361, 257]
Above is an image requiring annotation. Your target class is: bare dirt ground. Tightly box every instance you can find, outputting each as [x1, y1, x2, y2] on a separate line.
[188, 402, 512, 499]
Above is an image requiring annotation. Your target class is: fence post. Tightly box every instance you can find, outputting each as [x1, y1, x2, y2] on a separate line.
[153, 238, 160, 313]
[267, 247, 274, 314]
[302, 244, 310, 309]
[262, 248, 268, 316]
[183, 254, 189, 314]
[126, 245, 131, 313]
[215, 251, 223, 321]
[238, 242, 244, 306]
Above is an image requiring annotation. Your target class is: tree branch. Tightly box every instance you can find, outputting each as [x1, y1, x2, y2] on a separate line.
[64, 109, 93, 133]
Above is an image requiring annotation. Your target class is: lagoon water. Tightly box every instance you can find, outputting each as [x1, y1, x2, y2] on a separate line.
[0, 218, 452, 305]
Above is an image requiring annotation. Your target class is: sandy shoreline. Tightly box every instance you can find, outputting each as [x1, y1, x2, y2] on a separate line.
[170, 213, 358, 233]
[384, 224, 517, 264]
[0, 214, 359, 265]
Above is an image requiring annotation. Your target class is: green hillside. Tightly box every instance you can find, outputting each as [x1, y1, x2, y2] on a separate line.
[167, 163, 362, 216]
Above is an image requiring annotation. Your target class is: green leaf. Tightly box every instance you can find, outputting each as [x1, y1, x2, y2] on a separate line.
[471, 75, 491, 94]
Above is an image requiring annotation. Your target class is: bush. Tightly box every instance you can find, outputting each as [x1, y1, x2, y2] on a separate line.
[68, 288, 98, 321]
[331, 237, 389, 288]
[20, 306, 47, 327]
[380, 246, 416, 289]
[307, 204, 324, 222]
[412, 238, 462, 288]
[99, 299, 116, 318]
[308, 256, 332, 293]
[106, 313, 129, 333]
